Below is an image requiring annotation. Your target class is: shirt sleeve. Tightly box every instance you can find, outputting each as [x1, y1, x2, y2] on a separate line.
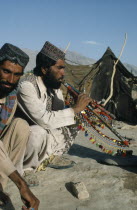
[17, 81, 75, 130]
[0, 141, 16, 177]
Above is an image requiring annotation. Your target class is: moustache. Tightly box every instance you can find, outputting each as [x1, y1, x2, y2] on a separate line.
[0, 81, 15, 88]
[58, 76, 64, 81]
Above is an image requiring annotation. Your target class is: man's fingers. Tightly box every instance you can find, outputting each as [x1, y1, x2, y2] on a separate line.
[78, 94, 92, 101]
[22, 206, 27, 210]
[22, 205, 35, 210]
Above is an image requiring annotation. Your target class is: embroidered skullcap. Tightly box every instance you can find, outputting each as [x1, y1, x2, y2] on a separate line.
[40, 41, 65, 61]
[0, 43, 29, 67]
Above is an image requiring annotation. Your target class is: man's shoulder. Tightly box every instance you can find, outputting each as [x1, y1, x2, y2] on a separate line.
[18, 72, 38, 89]
[18, 73, 41, 98]
[19, 72, 37, 84]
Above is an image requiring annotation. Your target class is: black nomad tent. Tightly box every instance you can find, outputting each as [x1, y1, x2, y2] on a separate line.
[78, 47, 137, 124]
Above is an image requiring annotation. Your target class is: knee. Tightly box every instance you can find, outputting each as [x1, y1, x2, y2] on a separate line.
[28, 126, 45, 149]
[12, 118, 30, 139]
[13, 118, 29, 131]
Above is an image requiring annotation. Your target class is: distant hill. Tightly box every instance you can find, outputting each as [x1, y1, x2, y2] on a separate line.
[124, 63, 137, 76]
[23, 48, 137, 76]
[64, 50, 95, 65]
[23, 48, 37, 72]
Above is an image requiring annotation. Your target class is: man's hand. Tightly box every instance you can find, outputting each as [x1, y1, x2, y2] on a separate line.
[9, 170, 40, 209]
[20, 183, 39, 210]
[73, 93, 93, 114]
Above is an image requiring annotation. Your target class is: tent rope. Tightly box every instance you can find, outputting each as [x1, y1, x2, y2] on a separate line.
[103, 33, 128, 106]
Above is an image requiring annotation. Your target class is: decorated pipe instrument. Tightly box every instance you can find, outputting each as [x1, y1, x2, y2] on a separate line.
[62, 81, 133, 156]
[64, 82, 115, 119]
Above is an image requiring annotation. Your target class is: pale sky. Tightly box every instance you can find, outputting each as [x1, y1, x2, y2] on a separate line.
[0, 0, 137, 66]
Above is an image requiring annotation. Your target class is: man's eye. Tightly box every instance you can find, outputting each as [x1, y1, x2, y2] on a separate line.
[58, 66, 65, 70]
[15, 74, 21, 77]
[3, 69, 9, 74]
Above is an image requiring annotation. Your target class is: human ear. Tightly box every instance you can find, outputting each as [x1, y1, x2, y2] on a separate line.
[41, 67, 47, 75]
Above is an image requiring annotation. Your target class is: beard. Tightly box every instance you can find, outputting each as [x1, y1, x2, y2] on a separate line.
[0, 81, 17, 97]
[43, 70, 64, 89]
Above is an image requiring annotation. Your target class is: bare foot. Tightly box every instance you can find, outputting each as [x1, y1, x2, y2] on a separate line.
[0, 190, 10, 206]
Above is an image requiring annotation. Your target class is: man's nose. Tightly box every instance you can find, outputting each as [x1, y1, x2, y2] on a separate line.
[8, 74, 14, 84]
[60, 68, 65, 76]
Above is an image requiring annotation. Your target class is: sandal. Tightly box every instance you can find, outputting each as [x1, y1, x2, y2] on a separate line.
[23, 171, 39, 187]
[37, 155, 75, 171]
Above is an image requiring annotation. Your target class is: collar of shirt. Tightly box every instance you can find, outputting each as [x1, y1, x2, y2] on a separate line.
[0, 97, 6, 110]
[0, 97, 6, 105]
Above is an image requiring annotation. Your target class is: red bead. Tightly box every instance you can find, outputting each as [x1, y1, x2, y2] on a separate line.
[123, 141, 129, 146]
[78, 125, 82, 130]
[122, 153, 126, 157]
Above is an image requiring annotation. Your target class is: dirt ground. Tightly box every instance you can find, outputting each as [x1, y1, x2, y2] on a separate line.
[1, 121, 137, 210]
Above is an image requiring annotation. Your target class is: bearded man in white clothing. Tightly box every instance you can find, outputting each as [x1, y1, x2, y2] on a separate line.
[16, 41, 92, 171]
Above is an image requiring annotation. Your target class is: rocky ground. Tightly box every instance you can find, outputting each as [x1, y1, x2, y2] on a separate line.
[1, 121, 137, 210]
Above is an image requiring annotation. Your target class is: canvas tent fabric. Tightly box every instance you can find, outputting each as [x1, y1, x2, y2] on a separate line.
[61, 62, 92, 98]
[78, 47, 137, 124]
[63, 63, 91, 87]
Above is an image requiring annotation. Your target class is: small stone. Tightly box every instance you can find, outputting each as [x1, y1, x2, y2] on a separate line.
[71, 182, 89, 200]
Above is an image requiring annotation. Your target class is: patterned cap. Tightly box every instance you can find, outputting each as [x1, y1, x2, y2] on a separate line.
[0, 43, 29, 67]
[40, 41, 65, 61]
